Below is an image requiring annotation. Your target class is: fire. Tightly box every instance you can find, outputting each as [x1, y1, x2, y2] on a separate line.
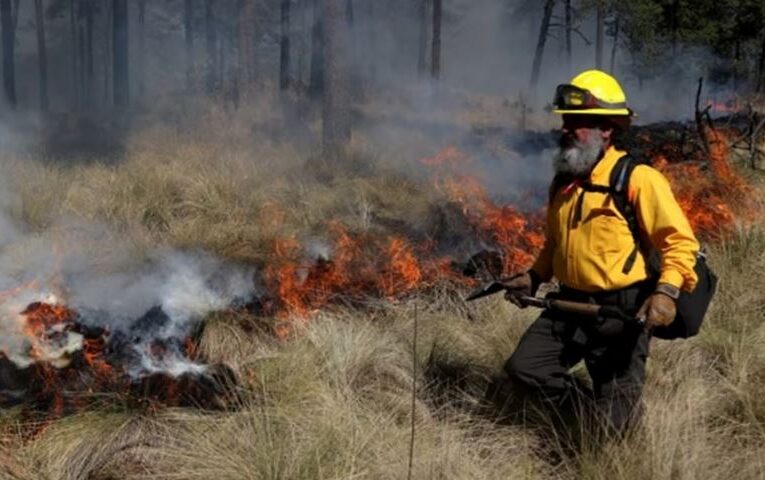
[260, 137, 756, 329]
[653, 129, 759, 240]
[21, 302, 76, 341]
[420, 145, 468, 168]
[263, 146, 545, 328]
[382, 237, 422, 297]
[1, 123, 757, 417]
[0, 298, 227, 419]
[424, 146, 545, 274]
[706, 95, 742, 115]
[83, 337, 112, 378]
[263, 224, 438, 322]
[20, 301, 82, 369]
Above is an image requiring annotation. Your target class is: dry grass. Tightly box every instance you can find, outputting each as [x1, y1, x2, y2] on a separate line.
[0, 110, 763, 479]
[1, 116, 435, 269]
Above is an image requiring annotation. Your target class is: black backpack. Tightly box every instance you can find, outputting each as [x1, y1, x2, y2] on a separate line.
[554, 155, 718, 340]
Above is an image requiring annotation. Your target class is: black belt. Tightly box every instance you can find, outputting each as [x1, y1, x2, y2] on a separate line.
[558, 279, 654, 309]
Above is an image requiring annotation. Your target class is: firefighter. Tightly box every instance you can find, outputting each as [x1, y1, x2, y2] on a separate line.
[493, 70, 700, 434]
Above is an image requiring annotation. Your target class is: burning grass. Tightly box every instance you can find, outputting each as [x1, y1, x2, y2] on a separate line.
[653, 128, 762, 240]
[4, 230, 764, 480]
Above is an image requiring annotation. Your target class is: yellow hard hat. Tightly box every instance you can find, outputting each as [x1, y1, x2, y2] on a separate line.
[553, 69, 632, 116]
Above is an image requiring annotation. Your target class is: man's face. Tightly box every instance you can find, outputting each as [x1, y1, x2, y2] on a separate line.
[560, 114, 613, 148]
[554, 115, 613, 175]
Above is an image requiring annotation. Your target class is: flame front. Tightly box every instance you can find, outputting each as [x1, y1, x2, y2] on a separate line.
[264, 224, 444, 324]
[264, 136, 755, 332]
[264, 146, 547, 328]
[654, 129, 759, 240]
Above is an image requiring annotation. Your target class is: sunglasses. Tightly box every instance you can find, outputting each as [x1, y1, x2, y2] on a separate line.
[553, 84, 627, 111]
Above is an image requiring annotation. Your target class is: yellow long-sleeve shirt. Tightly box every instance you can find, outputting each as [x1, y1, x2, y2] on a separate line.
[531, 146, 699, 292]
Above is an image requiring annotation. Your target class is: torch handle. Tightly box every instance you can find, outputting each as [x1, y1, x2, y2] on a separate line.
[513, 295, 643, 325]
[547, 298, 603, 317]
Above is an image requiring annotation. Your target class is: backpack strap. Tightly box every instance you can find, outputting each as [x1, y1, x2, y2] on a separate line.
[549, 173, 573, 202]
[606, 155, 645, 274]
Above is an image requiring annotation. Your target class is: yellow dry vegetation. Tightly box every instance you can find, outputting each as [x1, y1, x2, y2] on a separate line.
[0, 107, 763, 479]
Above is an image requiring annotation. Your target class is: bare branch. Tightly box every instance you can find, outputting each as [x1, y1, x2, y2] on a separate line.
[570, 27, 592, 45]
[548, 23, 592, 45]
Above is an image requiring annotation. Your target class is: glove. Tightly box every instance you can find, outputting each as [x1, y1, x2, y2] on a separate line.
[636, 284, 678, 328]
[502, 271, 541, 309]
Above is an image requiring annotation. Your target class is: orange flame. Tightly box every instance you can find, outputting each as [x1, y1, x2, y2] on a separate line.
[263, 146, 545, 333]
[21, 302, 76, 341]
[10, 301, 206, 417]
[382, 237, 422, 297]
[264, 223, 436, 323]
[263, 137, 758, 334]
[653, 129, 759, 240]
[426, 146, 544, 274]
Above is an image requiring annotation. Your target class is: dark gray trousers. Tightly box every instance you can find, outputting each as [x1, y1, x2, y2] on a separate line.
[501, 282, 652, 434]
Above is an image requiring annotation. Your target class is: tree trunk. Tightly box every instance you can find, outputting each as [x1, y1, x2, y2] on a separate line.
[417, 0, 428, 77]
[595, 0, 603, 69]
[112, 0, 129, 107]
[34, 0, 48, 111]
[70, 0, 79, 108]
[280, 0, 291, 90]
[10, 0, 17, 34]
[431, 0, 441, 79]
[138, 0, 146, 99]
[238, 0, 255, 88]
[757, 29, 765, 93]
[564, 0, 571, 73]
[670, 0, 679, 58]
[322, 0, 350, 150]
[309, 0, 324, 98]
[366, 0, 375, 78]
[529, 0, 554, 89]
[296, 0, 307, 87]
[184, 0, 193, 89]
[609, 14, 619, 74]
[205, 0, 217, 94]
[226, 3, 240, 108]
[733, 40, 740, 91]
[85, 0, 93, 106]
[217, 29, 225, 98]
[346, 0, 359, 96]
[103, 0, 112, 105]
[78, 10, 85, 107]
[0, 0, 15, 108]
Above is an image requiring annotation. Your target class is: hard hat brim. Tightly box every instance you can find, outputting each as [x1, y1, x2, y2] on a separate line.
[554, 108, 632, 116]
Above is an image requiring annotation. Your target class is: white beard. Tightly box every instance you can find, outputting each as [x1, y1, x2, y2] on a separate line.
[553, 133, 605, 176]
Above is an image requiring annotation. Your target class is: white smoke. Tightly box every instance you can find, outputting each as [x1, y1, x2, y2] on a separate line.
[0, 209, 255, 378]
[0, 247, 255, 378]
[129, 250, 255, 377]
